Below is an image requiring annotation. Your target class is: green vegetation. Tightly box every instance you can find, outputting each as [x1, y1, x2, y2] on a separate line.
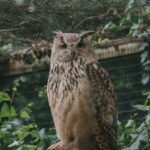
[0, 90, 149, 150]
[0, 0, 150, 149]
[0, 90, 57, 150]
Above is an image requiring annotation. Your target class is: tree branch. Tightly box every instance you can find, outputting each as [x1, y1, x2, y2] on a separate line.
[74, 8, 125, 30]
[10, 35, 35, 44]
[0, 28, 20, 33]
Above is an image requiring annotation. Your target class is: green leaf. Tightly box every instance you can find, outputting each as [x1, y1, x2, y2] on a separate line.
[120, 16, 131, 26]
[125, 119, 135, 128]
[31, 130, 39, 138]
[16, 146, 23, 150]
[125, 0, 136, 12]
[0, 130, 5, 139]
[20, 111, 30, 119]
[20, 76, 27, 82]
[0, 103, 10, 118]
[12, 86, 17, 92]
[134, 105, 150, 111]
[10, 106, 17, 117]
[8, 140, 20, 148]
[141, 50, 148, 63]
[37, 141, 45, 150]
[145, 113, 150, 124]
[0, 92, 10, 102]
[50, 134, 58, 144]
[11, 119, 22, 127]
[123, 130, 147, 150]
[39, 128, 46, 140]
[18, 131, 30, 141]
[37, 145, 44, 150]
[27, 102, 33, 107]
[104, 21, 118, 31]
[143, 60, 150, 67]
[141, 73, 150, 85]
[27, 123, 36, 129]
[138, 18, 144, 24]
[139, 43, 149, 52]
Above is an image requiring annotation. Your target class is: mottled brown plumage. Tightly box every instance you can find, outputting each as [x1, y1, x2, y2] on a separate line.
[47, 31, 117, 150]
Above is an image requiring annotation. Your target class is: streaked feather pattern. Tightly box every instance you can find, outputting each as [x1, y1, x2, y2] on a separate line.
[47, 32, 117, 150]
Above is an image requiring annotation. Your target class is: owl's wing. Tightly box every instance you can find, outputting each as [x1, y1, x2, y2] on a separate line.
[86, 62, 117, 150]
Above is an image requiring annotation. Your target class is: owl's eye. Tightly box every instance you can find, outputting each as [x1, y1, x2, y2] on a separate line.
[59, 37, 67, 48]
[77, 42, 85, 48]
[60, 43, 67, 48]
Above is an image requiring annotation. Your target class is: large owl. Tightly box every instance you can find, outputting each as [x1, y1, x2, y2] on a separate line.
[47, 31, 117, 150]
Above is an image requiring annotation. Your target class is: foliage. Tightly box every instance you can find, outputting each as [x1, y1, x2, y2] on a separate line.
[0, 90, 57, 150]
[140, 43, 150, 86]
[0, 89, 149, 150]
[116, 1, 150, 149]
[94, 0, 150, 46]
[118, 99, 150, 150]
[0, 0, 150, 149]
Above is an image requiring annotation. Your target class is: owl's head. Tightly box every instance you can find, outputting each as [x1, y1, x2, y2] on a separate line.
[51, 31, 94, 62]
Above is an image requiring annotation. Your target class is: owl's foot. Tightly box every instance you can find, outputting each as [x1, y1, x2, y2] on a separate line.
[47, 142, 64, 150]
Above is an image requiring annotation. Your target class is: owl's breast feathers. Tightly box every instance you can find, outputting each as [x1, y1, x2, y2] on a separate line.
[47, 57, 117, 150]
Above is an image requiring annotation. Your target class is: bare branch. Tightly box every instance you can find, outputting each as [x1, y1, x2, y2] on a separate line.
[74, 8, 125, 30]
[10, 35, 35, 44]
[0, 28, 20, 33]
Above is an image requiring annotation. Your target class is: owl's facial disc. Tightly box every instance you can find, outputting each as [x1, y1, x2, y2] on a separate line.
[63, 33, 81, 49]
[57, 33, 80, 57]
[52, 31, 94, 62]
[53, 31, 94, 49]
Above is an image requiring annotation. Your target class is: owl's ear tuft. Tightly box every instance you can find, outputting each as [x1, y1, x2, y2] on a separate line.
[52, 31, 63, 38]
[80, 31, 95, 41]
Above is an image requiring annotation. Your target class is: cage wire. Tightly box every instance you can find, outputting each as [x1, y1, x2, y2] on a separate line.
[1, 52, 144, 128]
[0, 0, 148, 128]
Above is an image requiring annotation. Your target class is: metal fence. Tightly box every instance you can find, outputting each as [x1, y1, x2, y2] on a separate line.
[1, 52, 144, 128]
[0, 0, 147, 128]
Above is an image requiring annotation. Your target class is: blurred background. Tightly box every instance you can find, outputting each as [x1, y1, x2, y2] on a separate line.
[0, 0, 150, 150]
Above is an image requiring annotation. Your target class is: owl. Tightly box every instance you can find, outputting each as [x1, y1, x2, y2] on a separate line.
[47, 31, 117, 150]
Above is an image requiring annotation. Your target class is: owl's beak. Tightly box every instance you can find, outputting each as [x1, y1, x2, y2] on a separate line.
[70, 49, 76, 57]
[67, 48, 73, 57]
[68, 45, 76, 57]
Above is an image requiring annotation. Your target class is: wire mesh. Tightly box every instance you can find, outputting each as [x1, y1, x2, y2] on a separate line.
[1, 52, 144, 128]
[0, 0, 147, 128]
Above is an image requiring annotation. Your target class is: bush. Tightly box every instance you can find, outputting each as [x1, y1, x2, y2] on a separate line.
[0, 91, 57, 150]
[118, 101, 150, 150]
[0, 90, 149, 150]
